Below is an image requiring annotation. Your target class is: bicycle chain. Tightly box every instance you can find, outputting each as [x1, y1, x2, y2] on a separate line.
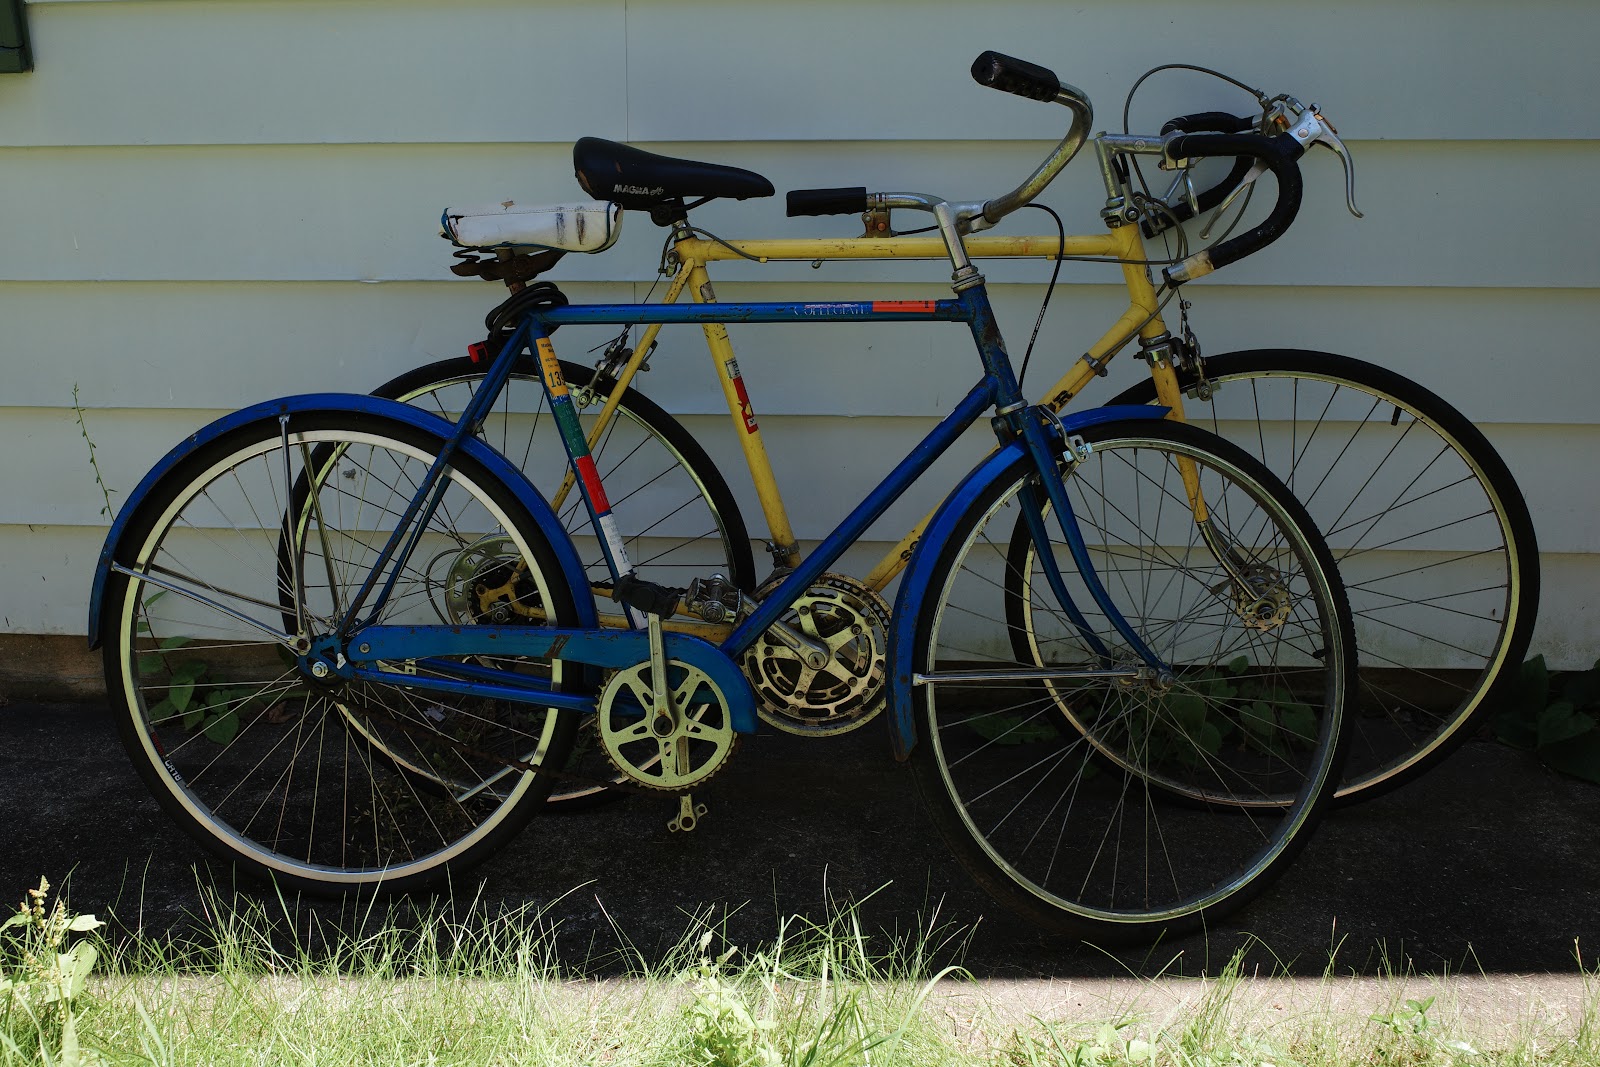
[341, 696, 708, 799]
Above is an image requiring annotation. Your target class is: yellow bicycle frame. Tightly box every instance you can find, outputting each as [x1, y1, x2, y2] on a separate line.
[550, 220, 1196, 622]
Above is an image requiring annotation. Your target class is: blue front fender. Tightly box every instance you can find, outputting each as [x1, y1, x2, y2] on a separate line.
[885, 404, 1167, 761]
[86, 393, 597, 649]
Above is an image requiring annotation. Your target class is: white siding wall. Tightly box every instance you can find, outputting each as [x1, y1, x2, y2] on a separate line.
[3, 0, 1596, 664]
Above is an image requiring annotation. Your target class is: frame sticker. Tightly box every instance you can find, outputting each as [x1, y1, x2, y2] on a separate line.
[535, 337, 567, 397]
[726, 358, 759, 434]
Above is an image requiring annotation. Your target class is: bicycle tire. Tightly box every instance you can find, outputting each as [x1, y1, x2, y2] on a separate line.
[1101, 350, 1538, 802]
[102, 408, 582, 895]
[910, 419, 1354, 943]
[371, 356, 756, 809]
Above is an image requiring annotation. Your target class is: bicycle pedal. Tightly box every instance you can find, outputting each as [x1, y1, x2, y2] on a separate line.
[668, 795, 708, 833]
[612, 573, 685, 617]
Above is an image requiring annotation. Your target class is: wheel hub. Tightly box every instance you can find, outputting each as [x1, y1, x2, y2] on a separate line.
[437, 535, 545, 625]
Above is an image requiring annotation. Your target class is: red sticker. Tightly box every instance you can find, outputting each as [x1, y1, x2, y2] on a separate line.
[726, 360, 759, 433]
[576, 455, 611, 513]
[872, 300, 937, 313]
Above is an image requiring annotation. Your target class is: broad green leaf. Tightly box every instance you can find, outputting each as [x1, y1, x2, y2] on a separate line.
[204, 709, 241, 745]
[1536, 701, 1596, 748]
[170, 661, 207, 685]
[158, 635, 192, 651]
[147, 696, 177, 722]
[137, 654, 163, 673]
[67, 914, 104, 933]
[1492, 709, 1538, 750]
[1559, 665, 1600, 710]
[59, 944, 98, 1000]
[181, 706, 205, 731]
[1167, 692, 1206, 733]
[1226, 655, 1250, 675]
[1197, 720, 1223, 756]
[1278, 703, 1318, 745]
[965, 710, 1060, 745]
[1240, 701, 1275, 738]
[169, 677, 195, 714]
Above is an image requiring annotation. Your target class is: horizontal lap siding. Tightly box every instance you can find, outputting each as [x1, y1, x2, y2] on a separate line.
[3, 0, 1592, 667]
[2, 142, 1595, 286]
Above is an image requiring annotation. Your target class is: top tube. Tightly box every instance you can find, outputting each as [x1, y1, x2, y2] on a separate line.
[534, 298, 969, 328]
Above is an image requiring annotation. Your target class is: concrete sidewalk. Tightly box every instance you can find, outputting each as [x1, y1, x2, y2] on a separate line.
[1, 698, 1596, 981]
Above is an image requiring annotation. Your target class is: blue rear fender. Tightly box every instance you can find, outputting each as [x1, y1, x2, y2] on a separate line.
[86, 393, 597, 648]
[885, 404, 1167, 760]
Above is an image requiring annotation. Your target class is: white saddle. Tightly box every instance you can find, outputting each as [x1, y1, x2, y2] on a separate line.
[441, 200, 623, 253]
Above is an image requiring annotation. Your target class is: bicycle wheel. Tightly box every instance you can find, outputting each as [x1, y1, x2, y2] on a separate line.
[101, 408, 582, 894]
[1103, 350, 1538, 802]
[375, 356, 755, 809]
[910, 419, 1354, 942]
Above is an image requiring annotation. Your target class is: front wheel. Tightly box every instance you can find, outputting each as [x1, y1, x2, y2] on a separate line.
[102, 409, 582, 895]
[910, 419, 1355, 943]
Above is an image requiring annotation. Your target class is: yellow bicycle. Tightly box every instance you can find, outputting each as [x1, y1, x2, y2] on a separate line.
[380, 58, 1536, 808]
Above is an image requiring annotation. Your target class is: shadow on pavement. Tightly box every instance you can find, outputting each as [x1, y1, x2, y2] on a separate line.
[2, 700, 1595, 979]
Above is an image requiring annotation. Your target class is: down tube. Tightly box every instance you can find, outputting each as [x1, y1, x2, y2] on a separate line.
[721, 377, 1000, 659]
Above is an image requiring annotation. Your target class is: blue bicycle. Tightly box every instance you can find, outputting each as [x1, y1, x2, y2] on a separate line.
[89, 53, 1356, 942]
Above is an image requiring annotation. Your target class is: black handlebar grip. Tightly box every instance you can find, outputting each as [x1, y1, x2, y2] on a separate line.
[1160, 111, 1255, 136]
[1160, 131, 1306, 284]
[971, 51, 1060, 103]
[786, 187, 869, 217]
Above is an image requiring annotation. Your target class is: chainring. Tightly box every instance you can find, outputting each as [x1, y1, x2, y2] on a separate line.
[598, 658, 736, 791]
[743, 572, 890, 736]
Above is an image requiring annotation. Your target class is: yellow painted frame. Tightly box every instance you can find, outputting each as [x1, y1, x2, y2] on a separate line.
[558, 221, 1195, 617]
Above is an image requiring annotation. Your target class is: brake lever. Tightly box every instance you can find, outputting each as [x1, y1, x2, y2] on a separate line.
[1274, 97, 1364, 219]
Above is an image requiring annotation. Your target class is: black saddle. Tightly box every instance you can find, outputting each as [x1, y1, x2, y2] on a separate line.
[573, 137, 774, 221]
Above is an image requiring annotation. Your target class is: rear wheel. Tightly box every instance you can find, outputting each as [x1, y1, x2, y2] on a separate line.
[912, 419, 1354, 942]
[1104, 351, 1537, 801]
[103, 409, 581, 894]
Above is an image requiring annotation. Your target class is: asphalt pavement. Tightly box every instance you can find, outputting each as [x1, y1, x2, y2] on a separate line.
[2, 698, 1596, 980]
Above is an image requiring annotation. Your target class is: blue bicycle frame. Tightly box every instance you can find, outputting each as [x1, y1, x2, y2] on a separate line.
[323, 280, 1170, 751]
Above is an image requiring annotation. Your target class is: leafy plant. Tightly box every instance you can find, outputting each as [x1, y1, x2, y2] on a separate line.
[1493, 655, 1600, 784]
[1368, 994, 1479, 1062]
[1, 877, 105, 1065]
[135, 591, 308, 745]
[71, 384, 117, 521]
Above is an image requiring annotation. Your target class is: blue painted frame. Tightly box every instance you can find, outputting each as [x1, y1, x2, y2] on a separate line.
[91, 281, 1170, 753]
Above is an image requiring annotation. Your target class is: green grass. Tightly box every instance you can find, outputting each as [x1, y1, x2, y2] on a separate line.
[3, 879, 1598, 1066]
